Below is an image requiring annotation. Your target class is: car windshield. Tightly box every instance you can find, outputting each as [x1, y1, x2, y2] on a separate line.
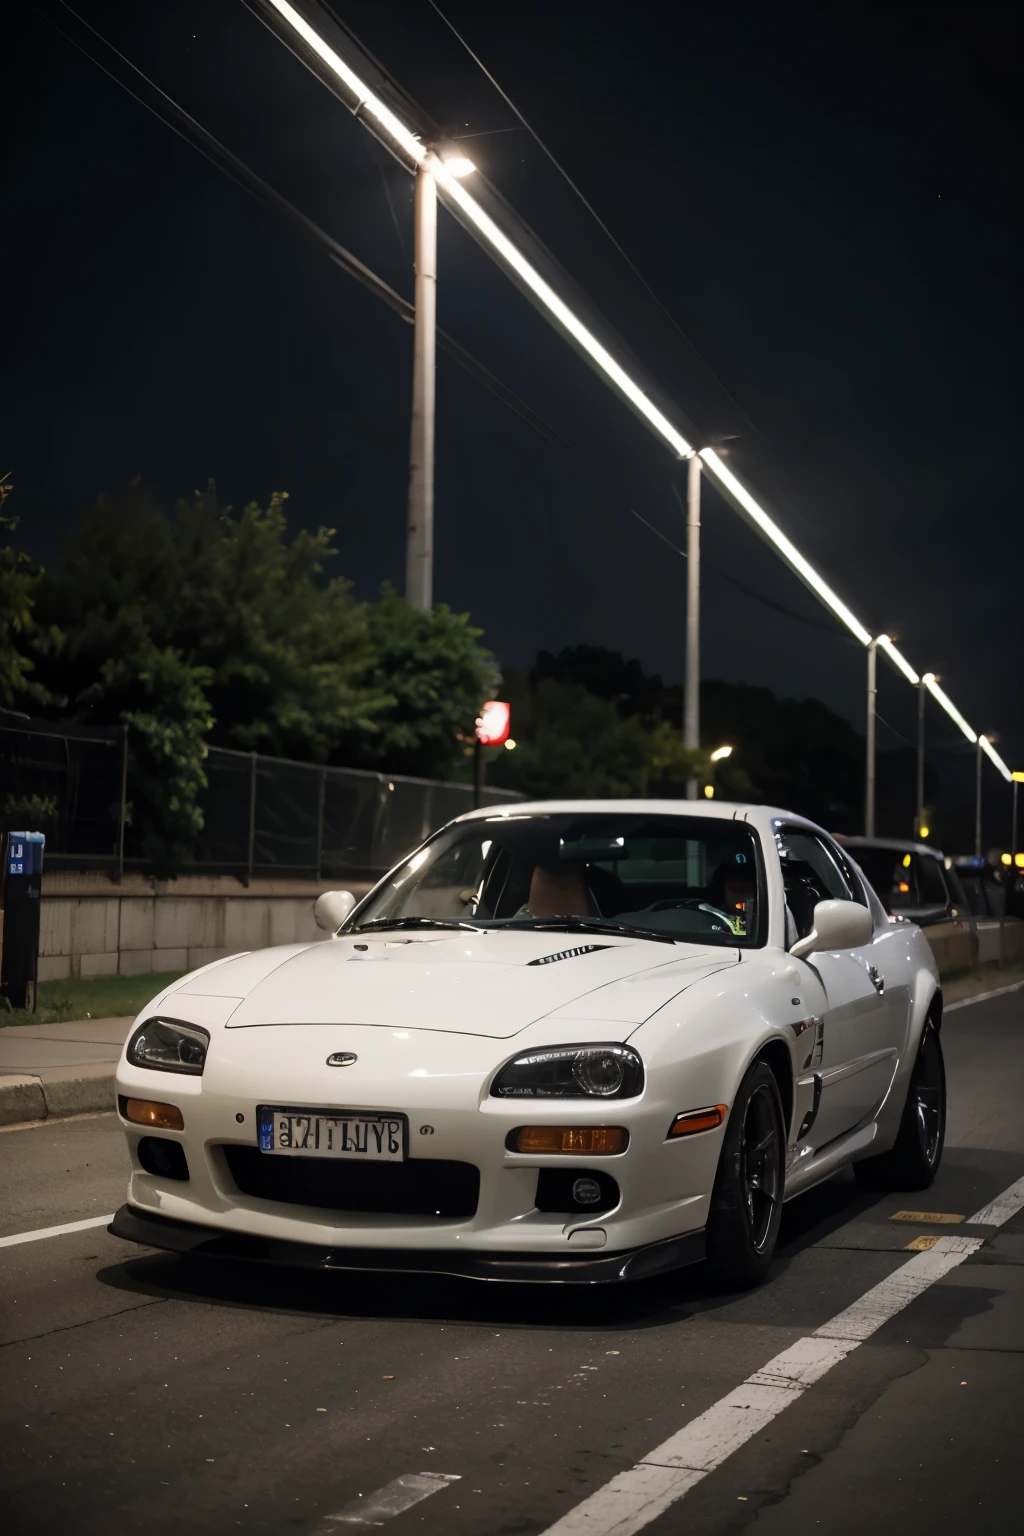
[350, 812, 764, 948]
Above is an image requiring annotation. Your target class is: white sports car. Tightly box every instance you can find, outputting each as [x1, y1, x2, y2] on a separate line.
[111, 800, 945, 1288]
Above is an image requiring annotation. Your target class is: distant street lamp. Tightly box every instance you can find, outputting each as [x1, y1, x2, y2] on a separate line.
[710, 745, 733, 762]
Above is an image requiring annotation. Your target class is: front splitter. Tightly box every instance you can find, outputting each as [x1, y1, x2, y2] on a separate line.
[109, 1204, 705, 1284]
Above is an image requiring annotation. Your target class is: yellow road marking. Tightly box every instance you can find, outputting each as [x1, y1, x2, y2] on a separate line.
[890, 1210, 964, 1225]
[905, 1235, 942, 1251]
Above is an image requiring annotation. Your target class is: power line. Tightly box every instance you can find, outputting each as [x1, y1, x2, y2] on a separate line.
[425, 0, 760, 441]
[38, 0, 878, 645]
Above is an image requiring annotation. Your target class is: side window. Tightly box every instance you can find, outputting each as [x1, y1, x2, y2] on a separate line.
[917, 856, 948, 907]
[777, 829, 855, 939]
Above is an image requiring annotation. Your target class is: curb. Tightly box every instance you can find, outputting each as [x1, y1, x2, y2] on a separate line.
[0, 1066, 116, 1127]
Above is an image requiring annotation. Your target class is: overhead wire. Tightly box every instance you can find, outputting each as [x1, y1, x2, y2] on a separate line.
[425, 0, 760, 442]
[38, 0, 871, 644]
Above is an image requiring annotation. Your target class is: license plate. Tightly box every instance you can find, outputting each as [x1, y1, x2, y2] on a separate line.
[256, 1106, 407, 1162]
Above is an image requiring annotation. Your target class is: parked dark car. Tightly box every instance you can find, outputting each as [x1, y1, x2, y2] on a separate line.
[840, 837, 970, 927]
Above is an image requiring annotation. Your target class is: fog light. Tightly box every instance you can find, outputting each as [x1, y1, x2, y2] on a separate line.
[123, 1097, 184, 1131]
[512, 1126, 627, 1155]
[572, 1177, 603, 1205]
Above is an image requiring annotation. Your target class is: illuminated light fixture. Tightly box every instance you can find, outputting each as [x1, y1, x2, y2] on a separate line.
[710, 745, 733, 762]
[922, 674, 977, 744]
[919, 826, 930, 838]
[697, 449, 872, 645]
[123, 1098, 184, 1131]
[875, 634, 920, 685]
[902, 854, 912, 868]
[979, 734, 1012, 781]
[898, 881, 910, 893]
[1012, 771, 1024, 784]
[1016, 853, 1024, 869]
[263, 0, 1006, 751]
[668, 1105, 728, 1138]
[504, 738, 517, 751]
[704, 784, 715, 799]
[1001, 853, 1013, 866]
[441, 155, 475, 177]
[512, 1126, 627, 1155]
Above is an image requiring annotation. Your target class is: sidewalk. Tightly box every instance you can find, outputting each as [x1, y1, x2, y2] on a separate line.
[0, 1017, 134, 1126]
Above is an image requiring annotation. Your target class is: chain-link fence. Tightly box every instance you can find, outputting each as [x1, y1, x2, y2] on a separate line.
[1, 723, 520, 881]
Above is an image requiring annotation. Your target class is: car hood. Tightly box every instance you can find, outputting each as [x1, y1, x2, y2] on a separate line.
[177, 929, 740, 1038]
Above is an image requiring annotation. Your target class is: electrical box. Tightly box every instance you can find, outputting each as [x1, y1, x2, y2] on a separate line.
[1, 831, 46, 1012]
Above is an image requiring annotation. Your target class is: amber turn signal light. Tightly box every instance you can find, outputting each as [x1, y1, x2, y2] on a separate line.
[512, 1126, 627, 1155]
[667, 1105, 727, 1138]
[124, 1098, 184, 1131]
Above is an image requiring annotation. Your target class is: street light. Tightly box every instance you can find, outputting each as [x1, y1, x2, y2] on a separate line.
[259, 0, 1013, 823]
[1012, 770, 1024, 865]
[710, 745, 733, 762]
[441, 155, 476, 178]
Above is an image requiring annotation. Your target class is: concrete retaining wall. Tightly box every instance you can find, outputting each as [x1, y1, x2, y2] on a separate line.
[38, 872, 372, 981]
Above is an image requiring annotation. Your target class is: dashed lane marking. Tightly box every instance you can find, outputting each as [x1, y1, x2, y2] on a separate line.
[0, 1215, 114, 1249]
[889, 1210, 964, 1224]
[318, 1471, 460, 1528]
[535, 1180, 1024, 1536]
[969, 1173, 1024, 1228]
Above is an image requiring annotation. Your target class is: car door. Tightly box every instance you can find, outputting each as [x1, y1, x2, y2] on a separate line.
[779, 827, 898, 1148]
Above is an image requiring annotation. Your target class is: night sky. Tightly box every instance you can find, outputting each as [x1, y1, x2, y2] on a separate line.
[4, 2, 1021, 823]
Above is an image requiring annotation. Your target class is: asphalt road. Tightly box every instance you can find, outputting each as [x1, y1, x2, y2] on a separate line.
[2, 987, 1023, 1536]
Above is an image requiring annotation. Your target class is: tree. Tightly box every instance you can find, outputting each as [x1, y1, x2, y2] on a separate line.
[0, 503, 58, 713]
[343, 583, 499, 779]
[489, 678, 653, 799]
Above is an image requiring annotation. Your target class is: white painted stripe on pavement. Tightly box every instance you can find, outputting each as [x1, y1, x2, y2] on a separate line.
[944, 978, 1024, 1013]
[969, 1173, 1024, 1228]
[320, 1471, 460, 1527]
[538, 1231, 985, 1536]
[0, 1215, 114, 1249]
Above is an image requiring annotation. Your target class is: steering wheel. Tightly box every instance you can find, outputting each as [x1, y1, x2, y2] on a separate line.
[645, 897, 734, 925]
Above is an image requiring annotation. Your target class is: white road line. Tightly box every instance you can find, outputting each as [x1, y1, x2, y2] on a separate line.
[320, 1471, 460, 1528]
[538, 1232, 985, 1536]
[0, 1215, 114, 1249]
[944, 978, 1024, 1013]
[969, 1173, 1024, 1228]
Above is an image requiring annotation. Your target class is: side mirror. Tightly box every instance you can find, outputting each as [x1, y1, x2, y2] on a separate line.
[789, 898, 872, 959]
[314, 890, 356, 933]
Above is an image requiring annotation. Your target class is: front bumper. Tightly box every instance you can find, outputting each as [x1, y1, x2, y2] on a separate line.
[110, 1203, 706, 1284]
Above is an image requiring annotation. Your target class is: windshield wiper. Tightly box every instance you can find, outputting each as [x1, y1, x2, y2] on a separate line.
[349, 917, 486, 935]
[509, 916, 678, 946]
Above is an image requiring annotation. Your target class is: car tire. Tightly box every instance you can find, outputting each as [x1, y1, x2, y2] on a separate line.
[854, 1021, 945, 1191]
[705, 1060, 786, 1290]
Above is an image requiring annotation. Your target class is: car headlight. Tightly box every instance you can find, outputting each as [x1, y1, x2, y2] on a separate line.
[491, 1043, 643, 1099]
[126, 1017, 210, 1075]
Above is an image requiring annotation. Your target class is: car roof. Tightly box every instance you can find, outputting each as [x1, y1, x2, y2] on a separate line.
[843, 836, 946, 858]
[456, 799, 817, 829]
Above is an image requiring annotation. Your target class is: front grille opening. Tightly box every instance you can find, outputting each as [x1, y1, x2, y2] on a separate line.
[535, 1168, 619, 1214]
[222, 1146, 480, 1219]
[137, 1136, 189, 1181]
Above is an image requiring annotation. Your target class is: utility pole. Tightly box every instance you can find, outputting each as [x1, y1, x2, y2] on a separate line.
[865, 638, 878, 837]
[684, 453, 701, 800]
[915, 681, 926, 839]
[975, 737, 984, 860]
[1012, 777, 1019, 866]
[405, 163, 437, 610]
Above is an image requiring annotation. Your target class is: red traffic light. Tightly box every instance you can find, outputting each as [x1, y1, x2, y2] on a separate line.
[475, 700, 511, 747]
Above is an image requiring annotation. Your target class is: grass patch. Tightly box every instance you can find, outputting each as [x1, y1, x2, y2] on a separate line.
[1, 970, 186, 1027]
[942, 963, 1024, 1006]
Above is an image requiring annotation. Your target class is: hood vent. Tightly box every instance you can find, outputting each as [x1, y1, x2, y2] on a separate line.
[528, 944, 612, 967]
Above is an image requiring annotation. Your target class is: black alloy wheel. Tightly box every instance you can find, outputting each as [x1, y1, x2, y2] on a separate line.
[741, 1082, 783, 1253]
[855, 1020, 946, 1191]
[706, 1060, 786, 1289]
